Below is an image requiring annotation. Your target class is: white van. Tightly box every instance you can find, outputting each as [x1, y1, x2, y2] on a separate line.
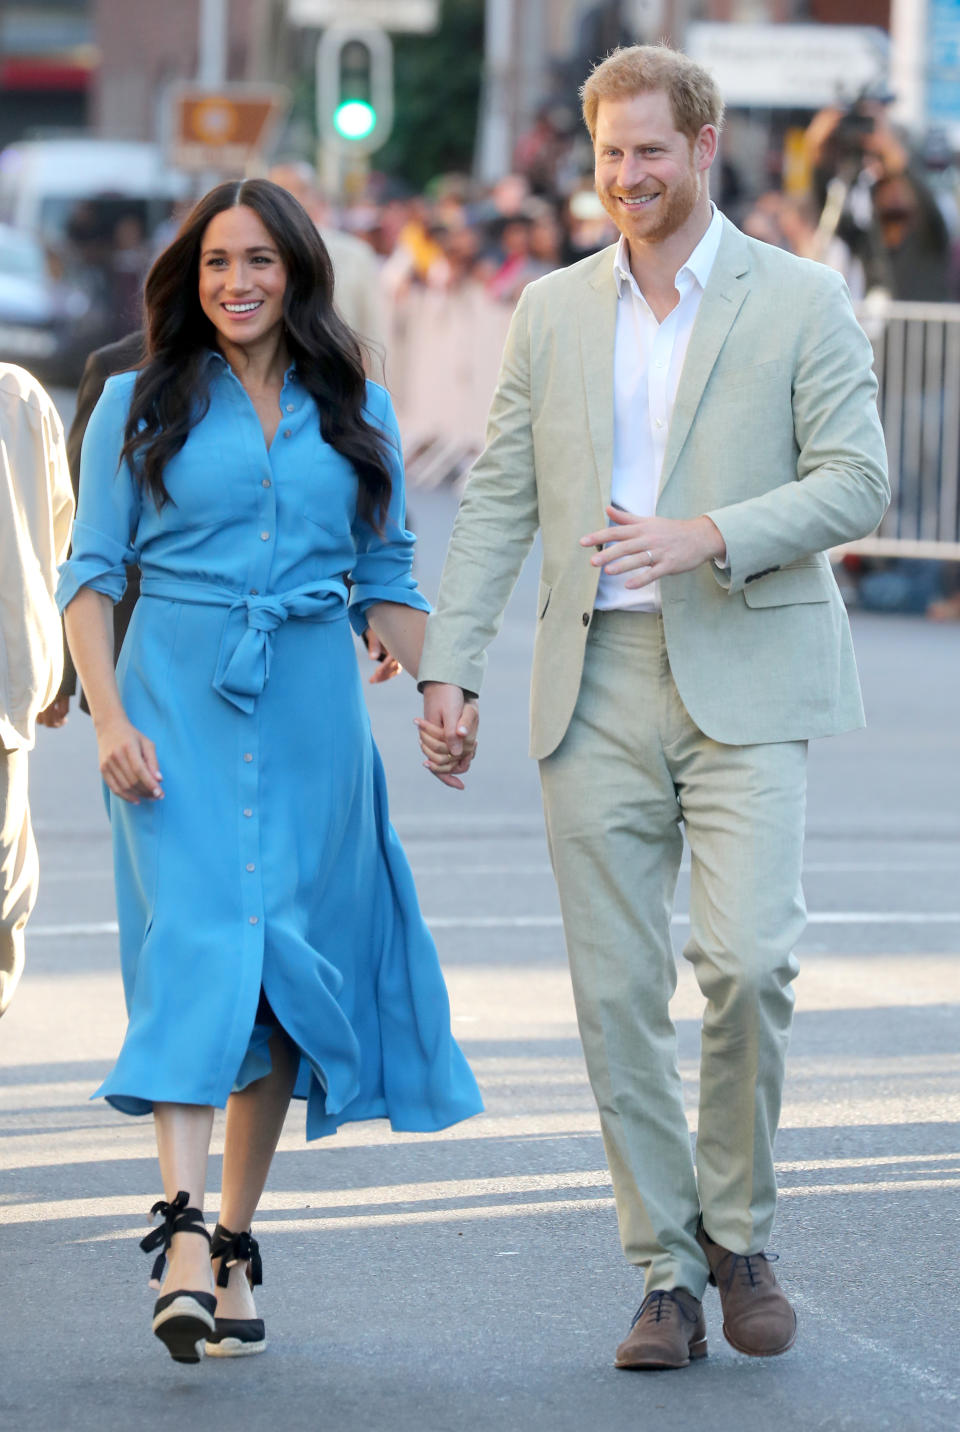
[0, 138, 191, 243]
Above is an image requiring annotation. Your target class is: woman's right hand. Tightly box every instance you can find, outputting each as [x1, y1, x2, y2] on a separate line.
[95, 715, 164, 804]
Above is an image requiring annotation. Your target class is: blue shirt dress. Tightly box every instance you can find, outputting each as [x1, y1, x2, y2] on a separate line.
[56, 356, 482, 1140]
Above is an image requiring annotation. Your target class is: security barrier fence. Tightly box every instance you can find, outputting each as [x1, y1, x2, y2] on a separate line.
[844, 299, 960, 560]
[390, 286, 960, 562]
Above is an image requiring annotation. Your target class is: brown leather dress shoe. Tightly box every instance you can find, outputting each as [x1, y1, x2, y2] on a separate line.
[615, 1289, 707, 1371]
[696, 1222, 797, 1357]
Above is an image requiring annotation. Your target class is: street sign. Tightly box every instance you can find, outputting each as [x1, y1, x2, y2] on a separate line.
[686, 23, 890, 109]
[928, 0, 960, 137]
[287, 0, 438, 32]
[168, 84, 289, 173]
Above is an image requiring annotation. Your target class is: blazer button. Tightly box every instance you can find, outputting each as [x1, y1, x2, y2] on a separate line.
[581, 612, 590, 626]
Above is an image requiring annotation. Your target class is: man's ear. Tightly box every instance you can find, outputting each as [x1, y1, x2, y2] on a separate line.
[695, 124, 719, 173]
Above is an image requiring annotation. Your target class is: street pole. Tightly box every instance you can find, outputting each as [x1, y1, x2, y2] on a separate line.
[476, 0, 514, 184]
[889, 0, 927, 137]
[197, 0, 228, 191]
[198, 0, 228, 85]
[517, 0, 547, 139]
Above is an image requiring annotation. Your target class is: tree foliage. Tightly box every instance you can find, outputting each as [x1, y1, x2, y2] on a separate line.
[375, 0, 485, 191]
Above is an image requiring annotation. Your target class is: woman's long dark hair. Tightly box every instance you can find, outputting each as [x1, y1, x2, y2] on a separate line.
[120, 179, 391, 530]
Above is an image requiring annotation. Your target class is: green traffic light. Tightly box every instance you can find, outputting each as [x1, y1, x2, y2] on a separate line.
[333, 99, 377, 141]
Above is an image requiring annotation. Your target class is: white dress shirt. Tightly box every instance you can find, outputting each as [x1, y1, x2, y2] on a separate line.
[595, 203, 724, 613]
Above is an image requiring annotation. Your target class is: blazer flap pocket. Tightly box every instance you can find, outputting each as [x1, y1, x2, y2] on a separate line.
[538, 579, 553, 619]
[743, 564, 833, 608]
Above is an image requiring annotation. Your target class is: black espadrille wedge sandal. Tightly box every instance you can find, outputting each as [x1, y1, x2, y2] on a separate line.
[140, 1191, 217, 1364]
[205, 1224, 266, 1357]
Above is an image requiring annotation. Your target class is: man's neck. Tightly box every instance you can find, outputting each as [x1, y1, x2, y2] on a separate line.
[625, 200, 714, 308]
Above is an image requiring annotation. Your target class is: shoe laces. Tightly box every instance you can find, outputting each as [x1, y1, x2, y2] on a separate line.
[630, 1290, 698, 1329]
[139, 1190, 208, 1287]
[209, 1225, 263, 1289]
[721, 1250, 779, 1292]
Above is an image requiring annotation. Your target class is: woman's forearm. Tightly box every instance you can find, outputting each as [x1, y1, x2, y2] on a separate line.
[63, 588, 126, 729]
[364, 603, 428, 679]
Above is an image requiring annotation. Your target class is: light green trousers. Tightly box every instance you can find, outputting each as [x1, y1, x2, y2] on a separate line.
[539, 611, 807, 1297]
[0, 745, 38, 1018]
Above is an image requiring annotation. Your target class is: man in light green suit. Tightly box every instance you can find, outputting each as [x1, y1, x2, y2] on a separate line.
[417, 45, 889, 1371]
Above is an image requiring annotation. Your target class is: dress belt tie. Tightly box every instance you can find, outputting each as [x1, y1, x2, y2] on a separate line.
[140, 577, 347, 713]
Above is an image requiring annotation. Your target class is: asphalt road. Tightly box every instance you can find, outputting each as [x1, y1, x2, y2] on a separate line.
[2, 408, 958, 1430]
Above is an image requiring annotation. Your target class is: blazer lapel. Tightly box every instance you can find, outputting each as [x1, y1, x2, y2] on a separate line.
[576, 251, 618, 507]
[658, 218, 752, 500]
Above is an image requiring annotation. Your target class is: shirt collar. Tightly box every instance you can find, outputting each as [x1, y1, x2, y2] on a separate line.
[613, 202, 723, 300]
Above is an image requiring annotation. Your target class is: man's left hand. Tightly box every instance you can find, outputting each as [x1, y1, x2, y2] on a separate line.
[580, 507, 726, 588]
[36, 695, 70, 728]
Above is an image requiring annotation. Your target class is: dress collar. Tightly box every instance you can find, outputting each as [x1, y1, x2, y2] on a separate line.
[203, 348, 298, 384]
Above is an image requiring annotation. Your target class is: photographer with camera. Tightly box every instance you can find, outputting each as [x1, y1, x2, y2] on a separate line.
[804, 99, 952, 302]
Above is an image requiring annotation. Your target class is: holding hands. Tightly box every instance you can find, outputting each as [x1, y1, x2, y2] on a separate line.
[581, 505, 726, 587]
[417, 683, 479, 790]
[413, 507, 724, 787]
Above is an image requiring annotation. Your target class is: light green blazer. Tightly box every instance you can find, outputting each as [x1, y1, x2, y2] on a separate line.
[419, 216, 890, 759]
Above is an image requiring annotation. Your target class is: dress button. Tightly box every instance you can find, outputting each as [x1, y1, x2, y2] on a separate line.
[285, 403, 295, 413]
[250, 587, 258, 595]
[262, 478, 271, 488]
[260, 531, 270, 541]
[283, 429, 292, 438]
[243, 752, 253, 763]
[582, 612, 590, 626]
[655, 418, 664, 428]
[249, 916, 259, 926]
[246, 862, 256, 872]
[243, 808, 253, 818]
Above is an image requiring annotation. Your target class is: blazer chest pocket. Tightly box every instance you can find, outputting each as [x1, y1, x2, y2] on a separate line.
[742, 564, 833, 607]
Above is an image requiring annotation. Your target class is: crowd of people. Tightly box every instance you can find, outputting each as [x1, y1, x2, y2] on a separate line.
[322, 98, 960, 308]
[48, 93, 960, 378]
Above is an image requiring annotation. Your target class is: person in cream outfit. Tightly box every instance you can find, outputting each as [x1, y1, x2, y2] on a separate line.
[416, 45, 889, 1371]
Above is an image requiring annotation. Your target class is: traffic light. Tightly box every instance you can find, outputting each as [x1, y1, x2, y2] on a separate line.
[317, 26, 394, 155]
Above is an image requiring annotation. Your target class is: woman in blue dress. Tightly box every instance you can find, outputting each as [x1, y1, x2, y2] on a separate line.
[58, 179, 482, 1365]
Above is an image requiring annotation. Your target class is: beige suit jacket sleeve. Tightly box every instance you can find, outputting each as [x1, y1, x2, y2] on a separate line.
[704, 268, 889, 592]
[419, 290, 540, 694]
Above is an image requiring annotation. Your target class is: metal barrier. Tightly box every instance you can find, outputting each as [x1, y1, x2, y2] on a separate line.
[391, 285, 960, 561]
[388, 283, 512, 488]
[841, 298, 960, 560]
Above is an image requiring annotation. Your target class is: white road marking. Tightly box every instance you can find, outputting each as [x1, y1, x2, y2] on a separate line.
[25, 910, 960, 937]
[792, 1288, 958, 1403]
[410, 860, 960, 876]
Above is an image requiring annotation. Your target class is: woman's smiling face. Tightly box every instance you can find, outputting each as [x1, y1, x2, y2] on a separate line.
[198, 204, 288, 350]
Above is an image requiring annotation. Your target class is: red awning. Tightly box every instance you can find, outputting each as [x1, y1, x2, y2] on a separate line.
[0, 58, 93, 93]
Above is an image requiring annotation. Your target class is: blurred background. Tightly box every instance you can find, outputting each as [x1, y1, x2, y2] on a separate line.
[2, 0, 960, 615]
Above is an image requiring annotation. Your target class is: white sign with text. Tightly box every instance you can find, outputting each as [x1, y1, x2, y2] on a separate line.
[686, 23, 890, 109]
[287, 0, 438, 32]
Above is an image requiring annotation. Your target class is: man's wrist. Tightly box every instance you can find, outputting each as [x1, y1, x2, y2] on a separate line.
[697, 515, 727, 564]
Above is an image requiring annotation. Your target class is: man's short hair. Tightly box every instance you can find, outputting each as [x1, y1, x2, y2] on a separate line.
[580, 43, 725, 144]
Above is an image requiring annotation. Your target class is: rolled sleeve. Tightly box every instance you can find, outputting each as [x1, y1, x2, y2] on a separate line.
[55, 373, 141, 612]
[348, 382, 430, 636]
[56, 522, 139, 610]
